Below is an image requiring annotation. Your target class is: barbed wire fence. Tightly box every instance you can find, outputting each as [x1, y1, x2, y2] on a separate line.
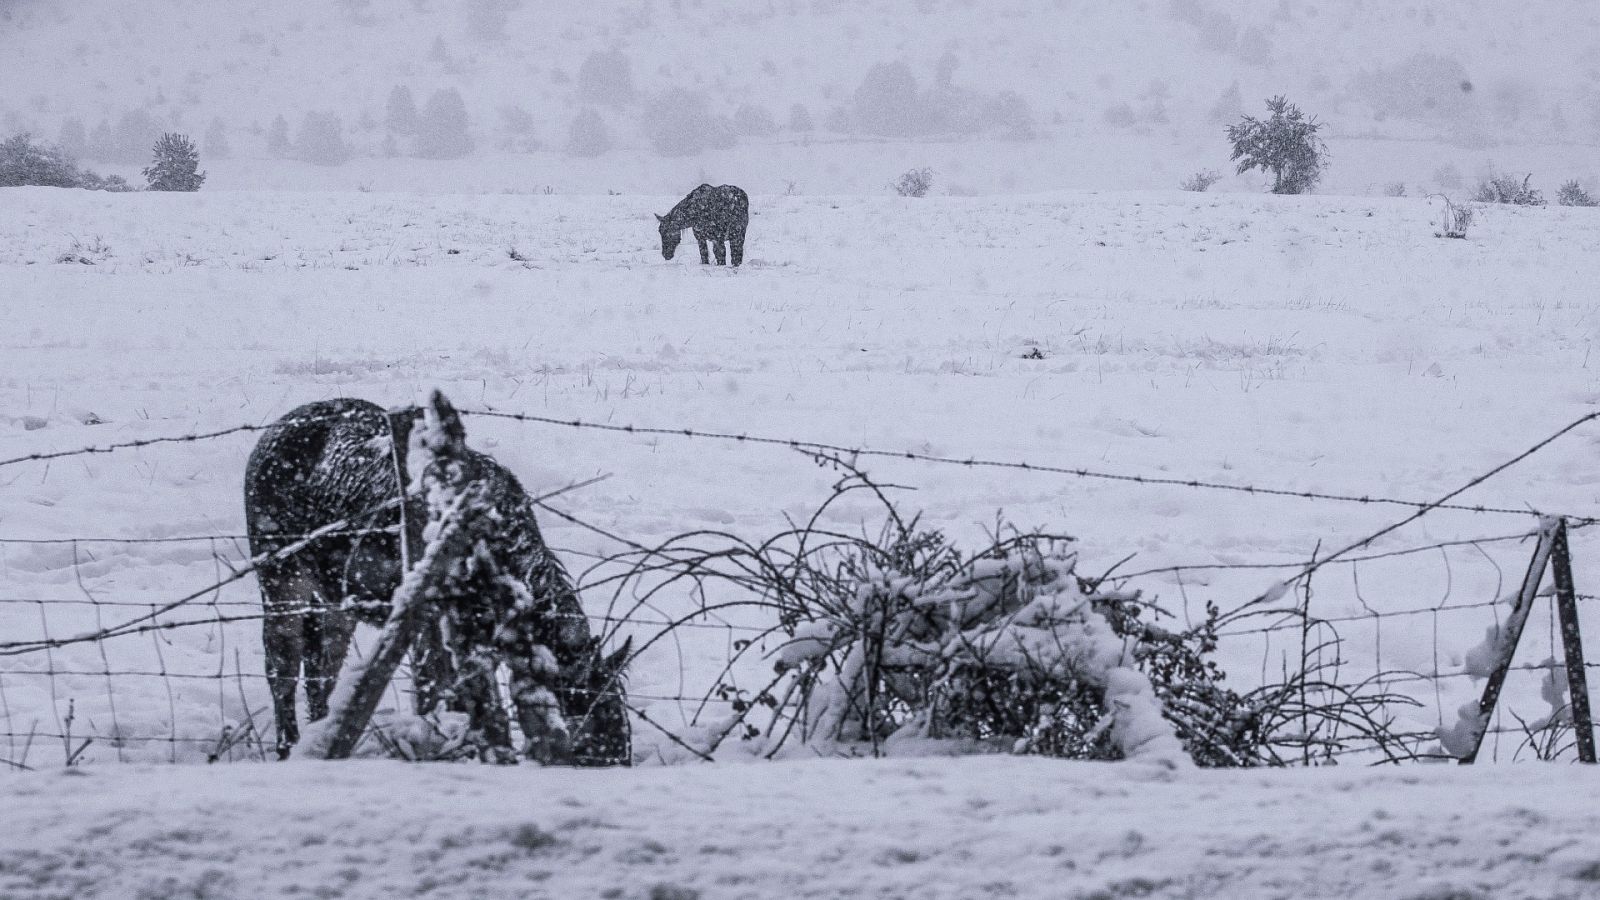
[0, 402, 1595, 768]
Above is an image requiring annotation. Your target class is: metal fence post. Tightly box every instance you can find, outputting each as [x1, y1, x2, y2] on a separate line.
[1549, 517, 1596, 764]
[1459, 520, 1557, 764]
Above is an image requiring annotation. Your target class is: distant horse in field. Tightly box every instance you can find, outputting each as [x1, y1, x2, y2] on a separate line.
[244, 397, 631, 765]
[656, 183, 749, 267]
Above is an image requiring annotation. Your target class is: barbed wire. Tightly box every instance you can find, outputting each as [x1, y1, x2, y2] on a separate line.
[0, 405, 388, 471]
[5, 402, 1599, 765]
[461, 407, 1595, 520]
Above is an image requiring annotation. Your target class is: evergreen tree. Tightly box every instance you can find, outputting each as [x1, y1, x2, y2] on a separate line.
[143, 132, 205, 191]
[1226, 96, 1327, 194]
[385, 85, 419, 135]
[415, 88, 473, 159]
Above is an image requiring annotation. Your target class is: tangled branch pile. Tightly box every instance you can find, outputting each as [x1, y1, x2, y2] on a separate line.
[589, 461, 1425, 767]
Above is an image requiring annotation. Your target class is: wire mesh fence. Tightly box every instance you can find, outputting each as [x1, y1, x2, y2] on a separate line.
[1, 401, 1597, 768]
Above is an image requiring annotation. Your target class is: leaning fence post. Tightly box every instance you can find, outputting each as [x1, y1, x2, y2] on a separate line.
[1459, 519, 1558, 764]
[1549, 517, 1597, 763]
[305, 391, 475, 760]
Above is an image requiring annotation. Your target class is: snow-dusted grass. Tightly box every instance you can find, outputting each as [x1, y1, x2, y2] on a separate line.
[3, 186, 1600, 771]
[2, 757, 1600, 899]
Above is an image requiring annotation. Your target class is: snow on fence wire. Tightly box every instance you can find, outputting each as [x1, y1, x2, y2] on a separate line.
[0, 403, 1596, 768]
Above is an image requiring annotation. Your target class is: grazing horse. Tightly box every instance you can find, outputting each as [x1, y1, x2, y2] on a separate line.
[244, 397, 630, 765]
[657, 183, 749, 267]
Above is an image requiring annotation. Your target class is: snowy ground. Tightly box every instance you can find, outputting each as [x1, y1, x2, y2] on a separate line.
[4, 184, 1600, 892]
[6, 186, 1600, 764]
[3, 757, 1600, 899]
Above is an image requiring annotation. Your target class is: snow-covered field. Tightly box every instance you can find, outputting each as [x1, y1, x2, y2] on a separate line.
[5, 184, 1600, 894]
[3, 758, 1600, 899]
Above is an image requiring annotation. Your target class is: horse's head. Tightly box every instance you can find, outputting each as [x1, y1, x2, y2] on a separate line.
[563, 636, 633, 766]
[656, 214, 681, 260]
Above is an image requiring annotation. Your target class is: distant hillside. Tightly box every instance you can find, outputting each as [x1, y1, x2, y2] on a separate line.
[3, 0, 1599, 194]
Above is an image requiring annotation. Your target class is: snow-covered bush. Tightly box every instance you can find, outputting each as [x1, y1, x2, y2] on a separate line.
[563, 108, 611, 157]
[1556, 179, 1597, 207]
[0, 132, 83, 187]
[415, 88, 474, 159]
[763, 526, 1191, 765]
[293, 111, 349, 166]
[1180, 169, 1222, 192]
[893, 166, 934, 197]
[1226, 95, 1328, 194]
[1434, 195, 1475, 238]
[142, 132, 205, 191]
[577, 49, 635, 106]
[1382, 181, 1407, 197]
[1472, 172, 1544, 206]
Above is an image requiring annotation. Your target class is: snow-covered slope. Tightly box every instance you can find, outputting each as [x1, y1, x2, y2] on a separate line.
[3, 0, 1599, 194]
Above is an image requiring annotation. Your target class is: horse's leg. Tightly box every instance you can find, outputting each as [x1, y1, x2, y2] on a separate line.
[731, 230, 745, 267]
[500, 612, 572, 764]
[508, 655, 571, 764]
[302, 602, 356, 723]
[445, 602, 516, 762]
[712, 238, 727, 265]
[258, 563, 314, 758]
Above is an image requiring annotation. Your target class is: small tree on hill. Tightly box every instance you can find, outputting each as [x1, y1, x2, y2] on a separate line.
[143, 132, 205, 191]
[1226, 95, 1327, 194]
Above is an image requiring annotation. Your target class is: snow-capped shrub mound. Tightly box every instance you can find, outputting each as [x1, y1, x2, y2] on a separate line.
[769, 532, 1192, 766]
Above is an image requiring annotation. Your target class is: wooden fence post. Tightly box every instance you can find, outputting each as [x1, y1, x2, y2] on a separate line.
[1459, 520, 1557, 764]
[1549, 517, 1597, 764]
[306, 391, 475, 760]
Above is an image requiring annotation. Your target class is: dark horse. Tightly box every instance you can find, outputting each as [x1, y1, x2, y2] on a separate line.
[244, 398, 630, 765]
[656, 183, 749, 267]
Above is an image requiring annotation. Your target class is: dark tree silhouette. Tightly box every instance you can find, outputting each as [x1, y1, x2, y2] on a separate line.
[1226, 96, 1327, 194]
[143, 132, 205, 191]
